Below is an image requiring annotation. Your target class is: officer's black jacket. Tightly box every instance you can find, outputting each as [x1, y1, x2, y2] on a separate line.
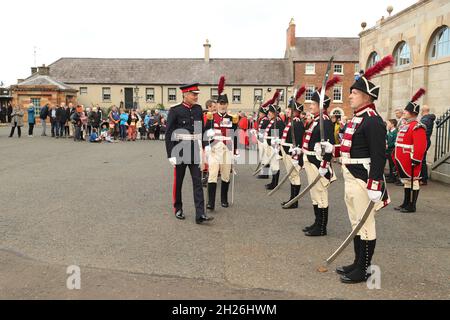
[204, 112, 238, 153]
[345, 112, 386, 183]
[165, 103, 204, 160]
[283, 118, 305, 167]
[265, 117, 285, 147]
[305, 117, 335, 169]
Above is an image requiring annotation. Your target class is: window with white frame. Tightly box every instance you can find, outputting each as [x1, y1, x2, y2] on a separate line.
[254, 88, 263, 103]
[305, 86, 315, 101]
[334, 64, 343, 74]
[394, 42, 411, 66]
[333, 86, 343, 102]
[146, 88, 155, 102]
[211, 88, 218, 101]
[102, 87, 111, 101]
[168, 88, 177, 102]
[354, 64, 360, 74]
[79, 87, 88, 95]
[278, 89, 285, 104]
[305, 63, 315, 75]
[429, 26, 450, 60]
[232, 89, 241, 103]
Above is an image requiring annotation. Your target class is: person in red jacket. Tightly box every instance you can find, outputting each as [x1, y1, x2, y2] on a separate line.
[394, 89, 427, 213]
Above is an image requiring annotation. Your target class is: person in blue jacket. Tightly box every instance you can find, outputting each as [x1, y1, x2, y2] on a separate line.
[27, 104, 36, 137]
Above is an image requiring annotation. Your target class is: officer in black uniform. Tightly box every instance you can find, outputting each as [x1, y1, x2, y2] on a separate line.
[280, 97, 305, 209]
[165, 83, 214, 225]
[264, 104, 285, 190]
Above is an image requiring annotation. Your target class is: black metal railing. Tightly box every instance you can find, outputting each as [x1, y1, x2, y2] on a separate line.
[434, 108, 450, 163]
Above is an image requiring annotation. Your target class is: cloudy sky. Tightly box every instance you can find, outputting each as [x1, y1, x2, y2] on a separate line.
[1, 0, 417, 86]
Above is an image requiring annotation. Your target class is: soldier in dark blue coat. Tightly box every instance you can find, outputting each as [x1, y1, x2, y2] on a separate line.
[165, 83, 214, 225]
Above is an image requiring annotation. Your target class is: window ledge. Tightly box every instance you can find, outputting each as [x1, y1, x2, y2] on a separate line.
[333, 100, 343, 104]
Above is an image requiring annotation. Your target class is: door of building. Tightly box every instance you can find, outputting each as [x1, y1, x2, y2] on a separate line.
[124, 88, 134, 109]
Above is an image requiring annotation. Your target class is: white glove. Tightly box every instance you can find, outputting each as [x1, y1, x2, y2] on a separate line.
[320, 141, 334, 154]
[205, 145, 212, 154]
[318, 167, 328, 177]
[258, 132, 264, 139]
[314, 143, 322, 156]
[168, 157, 177, 167]
[206, 129, 215, 138]
[271, 138, 281, 146]
[291, 158, 298, 167]
[290, 147, 302, 156]
[249, 129, 257, 136]
[368, 190, 382, 203]
[233, 153, 240, 163]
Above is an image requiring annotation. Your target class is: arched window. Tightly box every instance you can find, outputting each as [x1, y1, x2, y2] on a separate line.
[429, 26, 450, 60]
[366, 52, 380, 69]
[394, 42, 411, 66]
[331, 107, 344, 117]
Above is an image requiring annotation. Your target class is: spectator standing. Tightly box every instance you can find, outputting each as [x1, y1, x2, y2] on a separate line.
[9, 105, 24, 138]
[27, 103, 36, 137]
[385, 119, 399, 183]
[419, 105, 436, 185]
[50, 105, 57, 137]
[7, 102, 12, 123]
[119, 109, 129, 141]
[153, 109, 162, 140]
[109, 106, 120, 140]
[40, 103, 49, 136]
[127, 109, 139, 141]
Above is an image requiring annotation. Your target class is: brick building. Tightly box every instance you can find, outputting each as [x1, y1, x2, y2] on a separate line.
[10, 65, 77, 122]
[285, 19, 360, 117]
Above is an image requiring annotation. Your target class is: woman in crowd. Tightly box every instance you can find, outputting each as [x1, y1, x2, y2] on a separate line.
[9, 104, 24, 138]
[27, 103, 36, 137]
[127, 109, 139, 141]
[119, 109, 129, 141]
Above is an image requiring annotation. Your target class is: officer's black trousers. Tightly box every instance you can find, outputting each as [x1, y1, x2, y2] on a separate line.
[173, 163, 205, 218]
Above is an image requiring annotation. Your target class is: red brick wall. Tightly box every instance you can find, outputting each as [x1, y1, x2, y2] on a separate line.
[293, 61, 358, 117]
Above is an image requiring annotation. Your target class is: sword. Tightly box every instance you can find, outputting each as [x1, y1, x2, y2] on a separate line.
[268, 166, 295, 196]
[325, 201, 375, 266]
[268, 147, 300, 196]
[253, 147, 276, 176]
[231, 166, 236, 206]
[282, 174, 321, 208]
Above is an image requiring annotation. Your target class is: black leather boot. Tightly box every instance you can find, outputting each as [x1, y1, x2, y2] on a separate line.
[265, 171, 280, 190]
[221, 181, 230, 208]
[336, 236, 361, 275]
[401, 190, 419, 213]
[207, 183, 217, 211]
[281, 184, 301, 209]
[303, 205, 319, 232]
[305, 207, 328, 237]
[394, 188, 410, 211]
[340, 239, 376, 284]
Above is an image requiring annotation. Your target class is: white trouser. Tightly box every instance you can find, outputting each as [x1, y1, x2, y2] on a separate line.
[303, 155, 330, 208]
[208, 142, 232, 183]
[342, 165, 377, 241]
[281, 147, 301, 185]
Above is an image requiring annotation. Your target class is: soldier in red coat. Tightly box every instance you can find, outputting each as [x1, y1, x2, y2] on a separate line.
[394, 89, 427, 213]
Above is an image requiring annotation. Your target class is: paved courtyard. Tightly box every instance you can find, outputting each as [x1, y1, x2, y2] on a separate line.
[0, 127, 449, 299]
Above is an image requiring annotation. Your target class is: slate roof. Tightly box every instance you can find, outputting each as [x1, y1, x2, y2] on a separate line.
[289, 37, 359, 62]
[47, 58, 293, 86]
[16, 74, 76, 91]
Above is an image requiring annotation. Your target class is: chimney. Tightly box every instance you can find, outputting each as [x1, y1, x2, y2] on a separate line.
[31, 67, 38, 75]
[286, 18, 296, 50]
[204, 39, 211, 63]
[37, 64, 50, 76]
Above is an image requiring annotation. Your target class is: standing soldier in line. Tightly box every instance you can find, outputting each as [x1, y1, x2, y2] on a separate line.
[202, 100, 217, 187]
[336, 56, 393, 284]
[165, 83, 214, 225]
[252, 103, 271, 179]
[300, 77, 340, 237]
[394, 89, 427, 213]
[263, 91, 285, 190]
[204, 77, 239, 210]
[280, 87, 306, 209]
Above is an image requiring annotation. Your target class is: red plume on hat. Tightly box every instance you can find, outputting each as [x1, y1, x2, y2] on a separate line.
[295, 85, 306, 100]
[364, 55, 394, 80]
[317, 76, 341, 92]
[261, 90, 280, 108]
[411, 88, 426, 103]
[218, 76, 225, 96]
